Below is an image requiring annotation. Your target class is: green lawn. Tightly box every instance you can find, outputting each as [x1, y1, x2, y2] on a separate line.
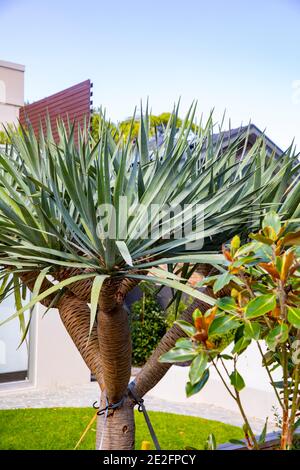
[0, 408, 243, 450]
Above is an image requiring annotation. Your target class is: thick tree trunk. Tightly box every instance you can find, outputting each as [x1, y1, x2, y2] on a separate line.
[96, 278, 133, 449]
[97, 303, 131, 403]
[95, 392, 135, 450]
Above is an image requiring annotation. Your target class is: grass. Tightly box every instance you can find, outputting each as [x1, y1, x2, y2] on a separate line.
[0, 408, 243, 450]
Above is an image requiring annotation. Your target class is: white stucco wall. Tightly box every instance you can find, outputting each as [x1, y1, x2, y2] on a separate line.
[0, 60, 24, 128]
[0, 301, 90, 392]
[30, 304, 91, 389]
[148, 342, 281, 420]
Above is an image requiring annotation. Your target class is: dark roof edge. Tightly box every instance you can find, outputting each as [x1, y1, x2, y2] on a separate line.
[219, 123, 284, 156]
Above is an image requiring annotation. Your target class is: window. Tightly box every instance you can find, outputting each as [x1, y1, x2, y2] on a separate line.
[0, 290, 29, 383]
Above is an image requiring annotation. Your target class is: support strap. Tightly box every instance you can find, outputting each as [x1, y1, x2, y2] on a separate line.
[128, 382, 161, 451]
[93, 397, 125, 416]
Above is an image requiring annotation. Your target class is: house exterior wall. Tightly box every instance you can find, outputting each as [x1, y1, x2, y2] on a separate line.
[149, 342, 281, 420]
[0, 302, 91, 393]
[31, 304, 90, 389]
[0, 60, 25, 128]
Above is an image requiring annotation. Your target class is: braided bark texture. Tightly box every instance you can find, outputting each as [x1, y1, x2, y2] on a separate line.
[97, 277, 132, 403]
[58, 292, 104, 387]
[19, 271, 103, 388]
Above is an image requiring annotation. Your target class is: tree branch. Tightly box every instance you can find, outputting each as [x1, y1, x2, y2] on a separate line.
[19, 271, 104, 388]
[131, 273, 232, 399]
[132, 289, 214, 398]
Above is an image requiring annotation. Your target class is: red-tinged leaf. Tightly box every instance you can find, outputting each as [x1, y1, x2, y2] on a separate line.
[194, 316, 205, 331]
[222, 244, 232, 261]
[192, 308, 202, 321]
[193, 331, 208, 343]
[268, 306, 280, 319]
[263, 225, 277, 241]
[283, 231, 300, 246]
[259, 262, 280, 280]
[203, 306, 217, 328]
[280, 251, 295, 283]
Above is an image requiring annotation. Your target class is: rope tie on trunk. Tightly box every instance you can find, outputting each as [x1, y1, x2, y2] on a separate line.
[93, 395, 126, 450]
[93, 397, 125, 416]
[128, 382, 161, 450]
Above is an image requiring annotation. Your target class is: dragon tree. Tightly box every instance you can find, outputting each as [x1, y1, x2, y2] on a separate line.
[0, 105, 299, 449]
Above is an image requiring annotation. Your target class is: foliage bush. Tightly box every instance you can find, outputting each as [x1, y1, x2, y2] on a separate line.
[91, 110, 185, 142]
[165, 297, 191, 328]
[130, 291, 167, 366]
[0, 130, 10, 145]
[161, 212, 300, 450]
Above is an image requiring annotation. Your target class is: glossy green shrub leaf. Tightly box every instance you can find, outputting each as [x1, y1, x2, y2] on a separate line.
[245, 294, 276, 319]
[175, 320, 197, 337]
[230, 370, 245, 391]
[262, 211, 281, 236]
[232, 336, 251, 354]
[175, 337, 193, 349]
[244, 321, 261, 340]
[186, 369, 210, 397]
[216, 296, 236, 312]
[287, 306, 300, 328]
[213, 272, 233, 294]
[159, 348, 197, 363]
[209, 315, 240, 336]
[131, 294, 167, 366]
[189, 352, 208, 386]
[266, 323, 289, 350]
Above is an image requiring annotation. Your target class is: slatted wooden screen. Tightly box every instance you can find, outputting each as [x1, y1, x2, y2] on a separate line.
[19, 80, 92, 142]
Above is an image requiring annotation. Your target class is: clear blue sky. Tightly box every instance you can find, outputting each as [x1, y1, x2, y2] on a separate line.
[1, 0, 300, 149]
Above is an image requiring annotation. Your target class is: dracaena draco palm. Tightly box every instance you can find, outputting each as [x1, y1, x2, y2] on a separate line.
[0, 104, 299, 449]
